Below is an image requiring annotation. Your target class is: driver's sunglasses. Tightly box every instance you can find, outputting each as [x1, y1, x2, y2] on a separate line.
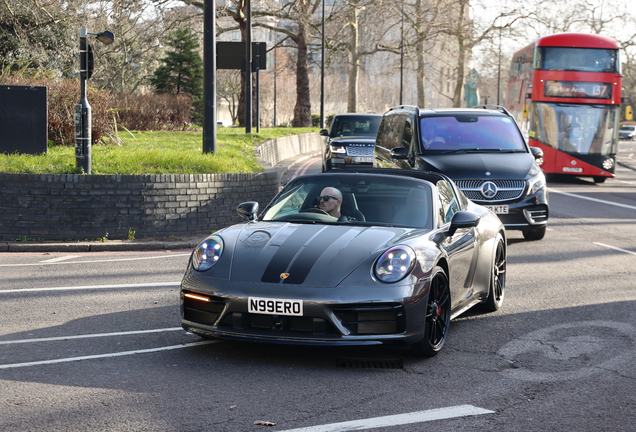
[318, 195, 338, 202]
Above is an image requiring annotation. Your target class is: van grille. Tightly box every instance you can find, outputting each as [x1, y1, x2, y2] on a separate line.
[455, 179, 525, 202]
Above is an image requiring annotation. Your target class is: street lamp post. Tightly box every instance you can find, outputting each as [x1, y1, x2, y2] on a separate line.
[75, 28, 114, 174]
[320, 0, 325, 129]
[203, 0, 217, 154]
[399, 0, 404, 105]
[245, 0, 253, 133]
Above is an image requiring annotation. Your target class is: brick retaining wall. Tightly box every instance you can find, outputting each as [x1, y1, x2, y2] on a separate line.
[0, 133, 323, 241]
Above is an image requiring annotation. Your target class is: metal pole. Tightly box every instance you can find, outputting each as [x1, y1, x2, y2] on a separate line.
[320, 0, 325, 128]
[273, 41, 277, 127]
[75, 28, 91, 174]
[203, 0, 217, 154]
[245, 0, 252, 133]
[399, 0, 404, 106]
[497, 26, 502, 105]
[256, 44, 260, 133]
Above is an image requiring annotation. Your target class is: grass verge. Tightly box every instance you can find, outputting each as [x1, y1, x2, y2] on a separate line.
[0, 127, 318, 175]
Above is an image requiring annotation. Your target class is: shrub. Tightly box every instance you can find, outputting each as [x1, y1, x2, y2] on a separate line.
[111, 93, 193, 131]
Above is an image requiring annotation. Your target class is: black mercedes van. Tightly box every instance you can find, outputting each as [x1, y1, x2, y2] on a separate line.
[374, 105, 549, 240]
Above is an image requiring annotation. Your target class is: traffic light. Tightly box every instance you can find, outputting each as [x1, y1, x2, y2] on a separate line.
[626, 106, 633, 121]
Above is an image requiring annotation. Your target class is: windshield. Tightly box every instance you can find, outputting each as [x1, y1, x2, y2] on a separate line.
[536, 47, 618, 73]
[330, 115, 381, 137]
[419, 115, 527, 152]
[528, 102, 619, 155]
[261, 174, 434, 229]
[620, 126, 635, 131]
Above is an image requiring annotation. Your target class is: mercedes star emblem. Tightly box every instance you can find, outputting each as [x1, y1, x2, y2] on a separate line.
[480, 181, 498, 199]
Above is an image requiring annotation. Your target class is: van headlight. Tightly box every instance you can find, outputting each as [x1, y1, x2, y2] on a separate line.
[374, 246, 416, 283]
[527, 171, 546, 196]
[192, 235, 224, 271]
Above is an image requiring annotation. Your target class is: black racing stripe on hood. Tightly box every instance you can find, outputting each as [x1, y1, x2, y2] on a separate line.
[260, 225, 323, 283]
[282, 227, 350, 284]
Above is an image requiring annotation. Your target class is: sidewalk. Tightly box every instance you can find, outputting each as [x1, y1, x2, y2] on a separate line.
[0, 150, 321, 253]
[617, 140, 636, 171]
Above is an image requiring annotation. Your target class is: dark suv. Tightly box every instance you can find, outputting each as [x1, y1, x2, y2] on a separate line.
[320, 113, 382, 172]
[374, 105, 549, 240]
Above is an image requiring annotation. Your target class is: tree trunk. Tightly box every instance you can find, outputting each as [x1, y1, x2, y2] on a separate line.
[415, 0, 426, 108]
[347, 6, 359, 113]
[292, 22, 312, 127]
[452, 0, 467, 108]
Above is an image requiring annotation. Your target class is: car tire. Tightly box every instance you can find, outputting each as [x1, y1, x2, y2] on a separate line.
[522, 225, 546, 241]
[412, 266, 451, 357]
[481, 233, 506, 312]
[593, 176, 607, 184]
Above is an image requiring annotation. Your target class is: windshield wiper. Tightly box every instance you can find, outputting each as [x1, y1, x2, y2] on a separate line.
[439, 148, 521, 154]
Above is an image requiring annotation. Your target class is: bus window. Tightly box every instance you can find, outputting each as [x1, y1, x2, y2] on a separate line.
[538, 47, 618, 73]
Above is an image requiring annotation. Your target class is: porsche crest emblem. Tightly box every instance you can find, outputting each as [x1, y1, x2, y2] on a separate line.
[280, 273, 290, 280]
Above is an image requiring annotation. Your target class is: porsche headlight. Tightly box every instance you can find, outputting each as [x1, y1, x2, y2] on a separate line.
[527, 170, 546, 196]
[192, 235, 224, 271]
[374, 246, 416, 283]
[329, 145, 346, 154]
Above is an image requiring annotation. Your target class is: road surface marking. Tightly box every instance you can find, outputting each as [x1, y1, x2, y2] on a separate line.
[0, 340, 219, 369]
[0, 327, 184, 345]
[279, 405, 494, 432]
[550, 188, 636, 211]
[292, 157, 321, 179]
[0, 253, 190, 267]
[594, 242, 636, 256]
[0, 281, 180, 294]
[39, 255, 80, 263]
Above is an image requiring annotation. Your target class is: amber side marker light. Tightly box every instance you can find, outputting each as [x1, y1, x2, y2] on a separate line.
[184, 293, 210, 302]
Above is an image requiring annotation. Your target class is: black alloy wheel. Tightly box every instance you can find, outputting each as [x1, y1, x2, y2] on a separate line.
[482, 234, 506, 312]
[412, 266, 451, 357]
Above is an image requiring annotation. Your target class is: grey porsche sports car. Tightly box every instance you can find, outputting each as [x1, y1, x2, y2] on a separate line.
[180, 169, 506, 357]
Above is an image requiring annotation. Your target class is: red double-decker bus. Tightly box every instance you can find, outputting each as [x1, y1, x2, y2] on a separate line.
[506, 33, 621, 183]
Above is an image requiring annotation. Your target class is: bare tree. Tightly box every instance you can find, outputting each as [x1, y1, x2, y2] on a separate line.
[328, 0, 396, 113]
[440, 0, 525, 107]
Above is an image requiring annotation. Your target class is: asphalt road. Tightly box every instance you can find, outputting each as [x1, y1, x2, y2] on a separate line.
[1, 162, 635, 431]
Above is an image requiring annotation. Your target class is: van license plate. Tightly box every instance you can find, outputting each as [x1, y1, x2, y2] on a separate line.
[485, 205, 509, 214]
[248, 297, 303, 316]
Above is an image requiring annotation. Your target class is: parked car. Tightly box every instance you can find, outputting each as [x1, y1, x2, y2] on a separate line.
[374, 105, 549, 240]
[619, 124, 636, 141]
[320, 113, 381, 171]
[180, 170, 506, 357]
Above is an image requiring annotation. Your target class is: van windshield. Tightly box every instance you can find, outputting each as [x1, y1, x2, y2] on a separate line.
[420, 115, 527, 152]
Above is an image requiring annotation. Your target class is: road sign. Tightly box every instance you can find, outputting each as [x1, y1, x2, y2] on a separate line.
[217, 42, 267, 71]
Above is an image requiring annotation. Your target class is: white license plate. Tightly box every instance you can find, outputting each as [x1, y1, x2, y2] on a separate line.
[485, 205, 509, 214]
[563, 167, 583, 173]
[248, 297, 303, 316]
[354, 157, 373, 163]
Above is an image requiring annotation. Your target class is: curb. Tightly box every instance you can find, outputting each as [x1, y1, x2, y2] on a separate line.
[1, 238, 203, 254]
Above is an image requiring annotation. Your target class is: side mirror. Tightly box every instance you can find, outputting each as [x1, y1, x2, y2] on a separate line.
[530, 146, 543, 159]
[530, 146, 544, 166]
[237, 202, 259, 221]
[448, 211, 479, 236]
[319, 129, 329, 136]
[390, 147, 408, 160]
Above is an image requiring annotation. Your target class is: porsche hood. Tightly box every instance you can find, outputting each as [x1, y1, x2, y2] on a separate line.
[228, 223, 408, 287]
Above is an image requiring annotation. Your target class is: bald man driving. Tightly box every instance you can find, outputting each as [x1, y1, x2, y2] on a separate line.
[317, 187, 343, 218]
